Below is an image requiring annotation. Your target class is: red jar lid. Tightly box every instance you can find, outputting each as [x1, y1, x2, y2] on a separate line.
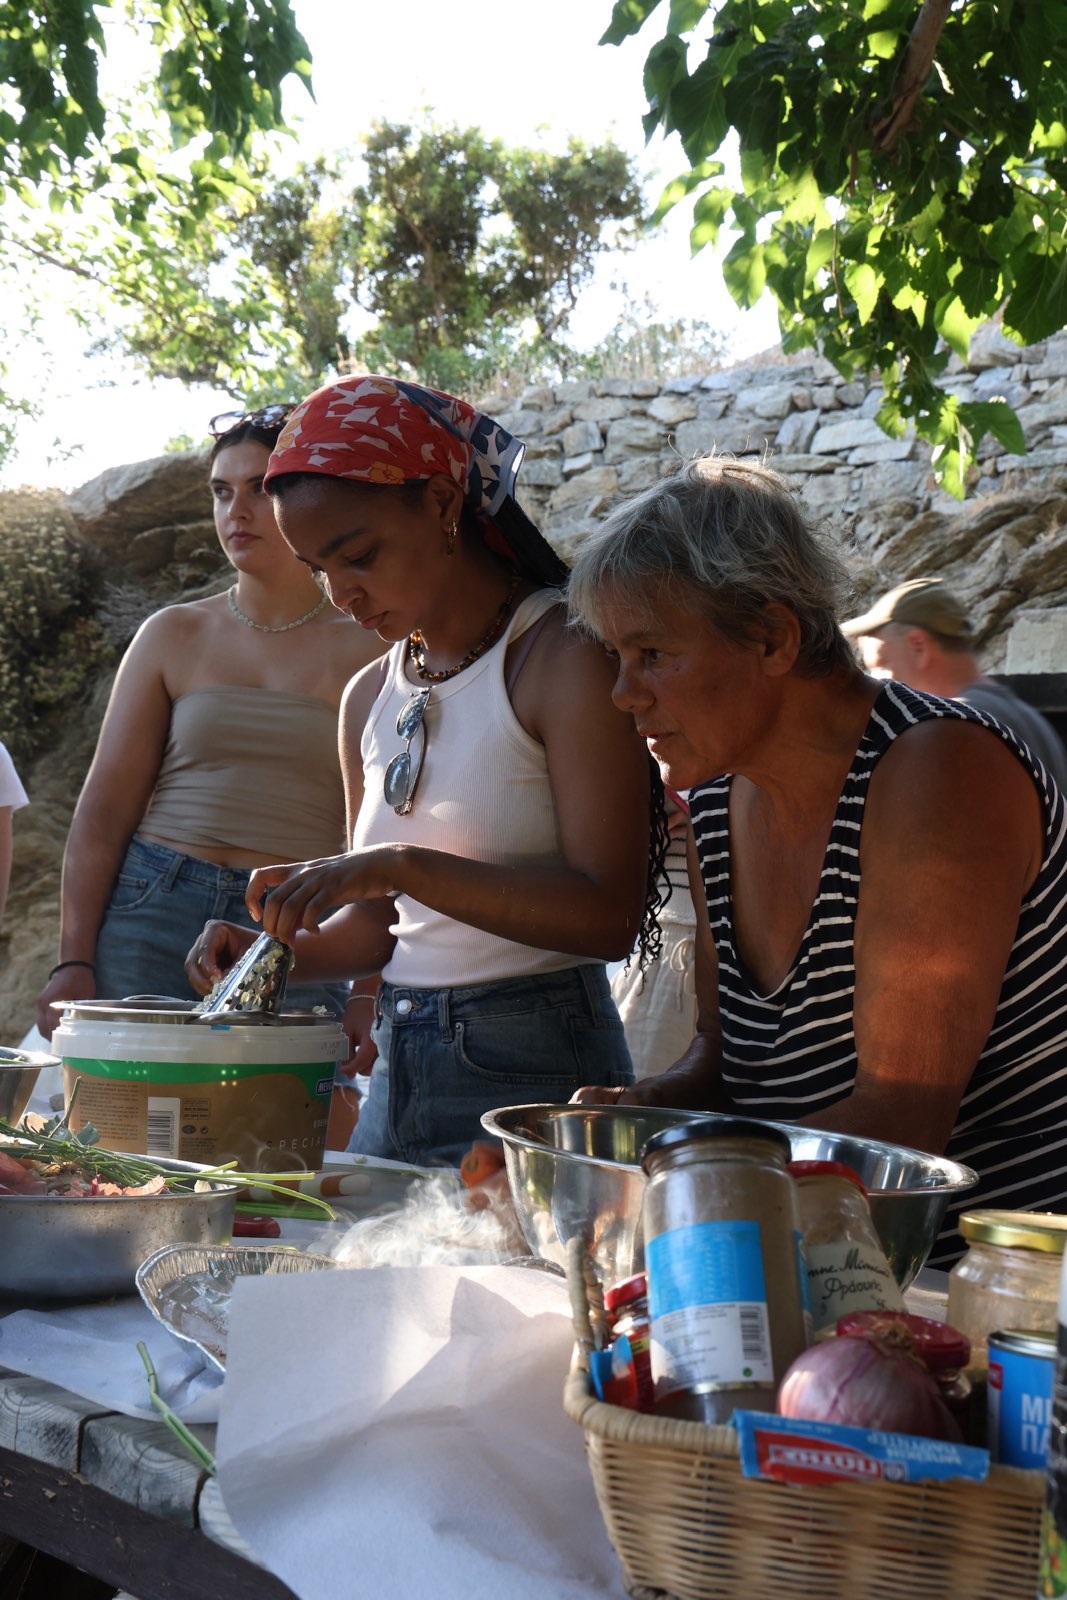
[604, 1273, 648, 1314]
[788, 1159, 867, 1195]
[837, 1310, 971, 1370]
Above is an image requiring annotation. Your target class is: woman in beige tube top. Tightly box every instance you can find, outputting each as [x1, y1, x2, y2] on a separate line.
[35, 405, 384, 1035]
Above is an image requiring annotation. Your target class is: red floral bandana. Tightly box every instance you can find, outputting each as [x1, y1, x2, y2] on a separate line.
[263, 374, 567, 582]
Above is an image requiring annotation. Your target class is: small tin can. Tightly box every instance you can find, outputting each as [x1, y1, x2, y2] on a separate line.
[987, 1328, 1054, 1469]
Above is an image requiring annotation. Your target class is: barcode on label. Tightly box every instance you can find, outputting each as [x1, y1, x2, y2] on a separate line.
[740, 1306, 769, 1364]
[146, 1097, 180, 1159]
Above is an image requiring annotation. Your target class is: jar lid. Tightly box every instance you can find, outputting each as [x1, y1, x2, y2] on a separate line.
[604, 1273, 648, 1313]
[640, 1117, 791, 1171]
[836, 1310, 971, 1370]
[989, 1328, 1056, 1358]
[788, 1159, 867, 1195]
[958, 1209, 1067, 1254]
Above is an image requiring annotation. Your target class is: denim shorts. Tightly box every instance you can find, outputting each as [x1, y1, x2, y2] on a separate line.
[93, 835, 350, 1016]
[346, 964, 633, 1167]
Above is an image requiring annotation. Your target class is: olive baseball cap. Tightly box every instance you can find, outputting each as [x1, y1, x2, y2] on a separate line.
[842, 578, 973, 640]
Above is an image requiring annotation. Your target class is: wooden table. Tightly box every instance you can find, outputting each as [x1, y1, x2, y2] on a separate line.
[0, 1366, 297, 1600]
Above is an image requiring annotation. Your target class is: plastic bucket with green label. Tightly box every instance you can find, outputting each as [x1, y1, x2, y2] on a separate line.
[51, 1000, 347, 1173]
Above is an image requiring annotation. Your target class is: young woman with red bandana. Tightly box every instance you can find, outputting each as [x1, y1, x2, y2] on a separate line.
[186, 376, 663, 1166]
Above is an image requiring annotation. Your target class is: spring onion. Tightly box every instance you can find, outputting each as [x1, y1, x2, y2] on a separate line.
[0, 1113, 338, 1220]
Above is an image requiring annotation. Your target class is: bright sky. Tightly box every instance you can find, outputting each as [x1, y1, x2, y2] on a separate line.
[2, 0, 779, 491]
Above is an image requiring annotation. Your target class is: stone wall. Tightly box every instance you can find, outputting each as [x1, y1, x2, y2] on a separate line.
[3, 328, 1067, 1041]
[489, 321, 1067, 671]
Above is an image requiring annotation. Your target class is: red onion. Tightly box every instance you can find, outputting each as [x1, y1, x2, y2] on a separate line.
[777, 1325, 963, 1442]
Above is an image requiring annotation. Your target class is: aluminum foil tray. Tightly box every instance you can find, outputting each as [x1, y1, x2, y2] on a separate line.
[136, 1243, 337, 1370]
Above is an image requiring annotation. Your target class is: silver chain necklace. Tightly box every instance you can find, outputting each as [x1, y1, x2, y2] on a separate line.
[227, 585, 328, 634]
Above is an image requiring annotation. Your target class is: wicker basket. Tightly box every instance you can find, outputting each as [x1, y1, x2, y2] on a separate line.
[563, 1240, 1045, 1600]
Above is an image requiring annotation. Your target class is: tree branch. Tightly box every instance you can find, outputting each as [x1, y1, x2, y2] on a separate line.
[2, 232, 105, 285]
[870, 0, 954, 158]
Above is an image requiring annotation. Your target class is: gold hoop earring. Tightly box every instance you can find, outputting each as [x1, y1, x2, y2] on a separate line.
[446, 519, 458, 556]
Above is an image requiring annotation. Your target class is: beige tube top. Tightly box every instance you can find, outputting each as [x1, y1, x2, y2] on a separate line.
[140, 687, 345, 859]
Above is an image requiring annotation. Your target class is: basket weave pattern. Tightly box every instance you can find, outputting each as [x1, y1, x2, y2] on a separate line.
[563, 1240, 1044, 1600]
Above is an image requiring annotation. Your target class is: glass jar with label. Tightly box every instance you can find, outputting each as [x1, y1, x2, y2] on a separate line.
[640, 1117, 810, 1425]
[946, 1209, 1067, 1364]
[789, 1159, 904, 1335]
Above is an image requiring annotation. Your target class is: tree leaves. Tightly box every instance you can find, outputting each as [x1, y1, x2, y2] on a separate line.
[613, 0, 1067, 494]
[601, 0, 665, 46]
[347, 123, 643, 389]
[1007, 243, 1067, 346]
[844, 262, 880, 326]
[105, 121, 645, 401]
[0, 0, 313, 463]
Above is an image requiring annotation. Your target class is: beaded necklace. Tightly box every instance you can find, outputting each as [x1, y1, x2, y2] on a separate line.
[227, 585, 328, 633]
[409, 571, 522, 683]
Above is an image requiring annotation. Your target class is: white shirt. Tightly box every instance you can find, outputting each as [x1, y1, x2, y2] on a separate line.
[353, 590, 594, 987]
[0, 744, 28, 810]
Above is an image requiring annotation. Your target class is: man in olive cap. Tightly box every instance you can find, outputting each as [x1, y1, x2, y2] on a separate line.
[843, 578, 1067, 789]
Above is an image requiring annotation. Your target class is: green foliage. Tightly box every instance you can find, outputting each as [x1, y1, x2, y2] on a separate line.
[0, 0, 309, 189]
[107, 120, 645, 400]
[603, 0, 1067, 494]
[0, 0, 311, 461]
[92, 154, 355, 401]
[229, 157, 358, 381]
[349, 122, 643, 389]
[347, 122, 510, 382]
[0, 492, 112, 764]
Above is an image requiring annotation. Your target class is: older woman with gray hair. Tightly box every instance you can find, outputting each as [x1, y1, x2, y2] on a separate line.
[571, 456, 1067, 1266]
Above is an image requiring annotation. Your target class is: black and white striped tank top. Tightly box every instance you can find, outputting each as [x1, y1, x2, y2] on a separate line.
[690, 680, 1067, 1267]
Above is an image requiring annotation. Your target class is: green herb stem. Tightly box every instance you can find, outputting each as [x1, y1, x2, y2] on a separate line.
[137, 1342, 217, 1476]
[0, 1123, 337, 1219]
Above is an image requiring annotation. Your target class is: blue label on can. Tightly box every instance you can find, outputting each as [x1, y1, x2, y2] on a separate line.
[988, 1331, 1054, 1469]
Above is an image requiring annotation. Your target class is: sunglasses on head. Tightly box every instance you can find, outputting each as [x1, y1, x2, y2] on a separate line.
[208, 403, 296, 440]
[383, 689, 431, 816]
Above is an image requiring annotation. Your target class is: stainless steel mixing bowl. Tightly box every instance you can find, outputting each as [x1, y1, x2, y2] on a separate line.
[0, 1045, 58, 1124]
[0, 1157, 238, 1300]
[481, 1104, 978, 1290]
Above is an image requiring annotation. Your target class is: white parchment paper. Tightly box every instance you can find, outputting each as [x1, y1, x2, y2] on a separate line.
[0, 1297, 223, 1421]
[216, 1263, 626, 1600]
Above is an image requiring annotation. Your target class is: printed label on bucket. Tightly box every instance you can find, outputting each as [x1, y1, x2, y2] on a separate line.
[62, 1057, 334, 1172]
[146, 1095, 181, 1159]
[646, 1219, 773, 1390]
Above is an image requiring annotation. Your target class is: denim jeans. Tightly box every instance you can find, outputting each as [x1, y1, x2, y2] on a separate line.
[94, 835, 350, 1016]
[347, 964, 633, 1167]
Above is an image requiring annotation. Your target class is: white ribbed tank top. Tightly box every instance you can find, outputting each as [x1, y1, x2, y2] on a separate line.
[353, 589, 596, 987]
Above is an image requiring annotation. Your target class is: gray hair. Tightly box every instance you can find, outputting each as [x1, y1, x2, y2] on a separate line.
[567, 456, 857, 676]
